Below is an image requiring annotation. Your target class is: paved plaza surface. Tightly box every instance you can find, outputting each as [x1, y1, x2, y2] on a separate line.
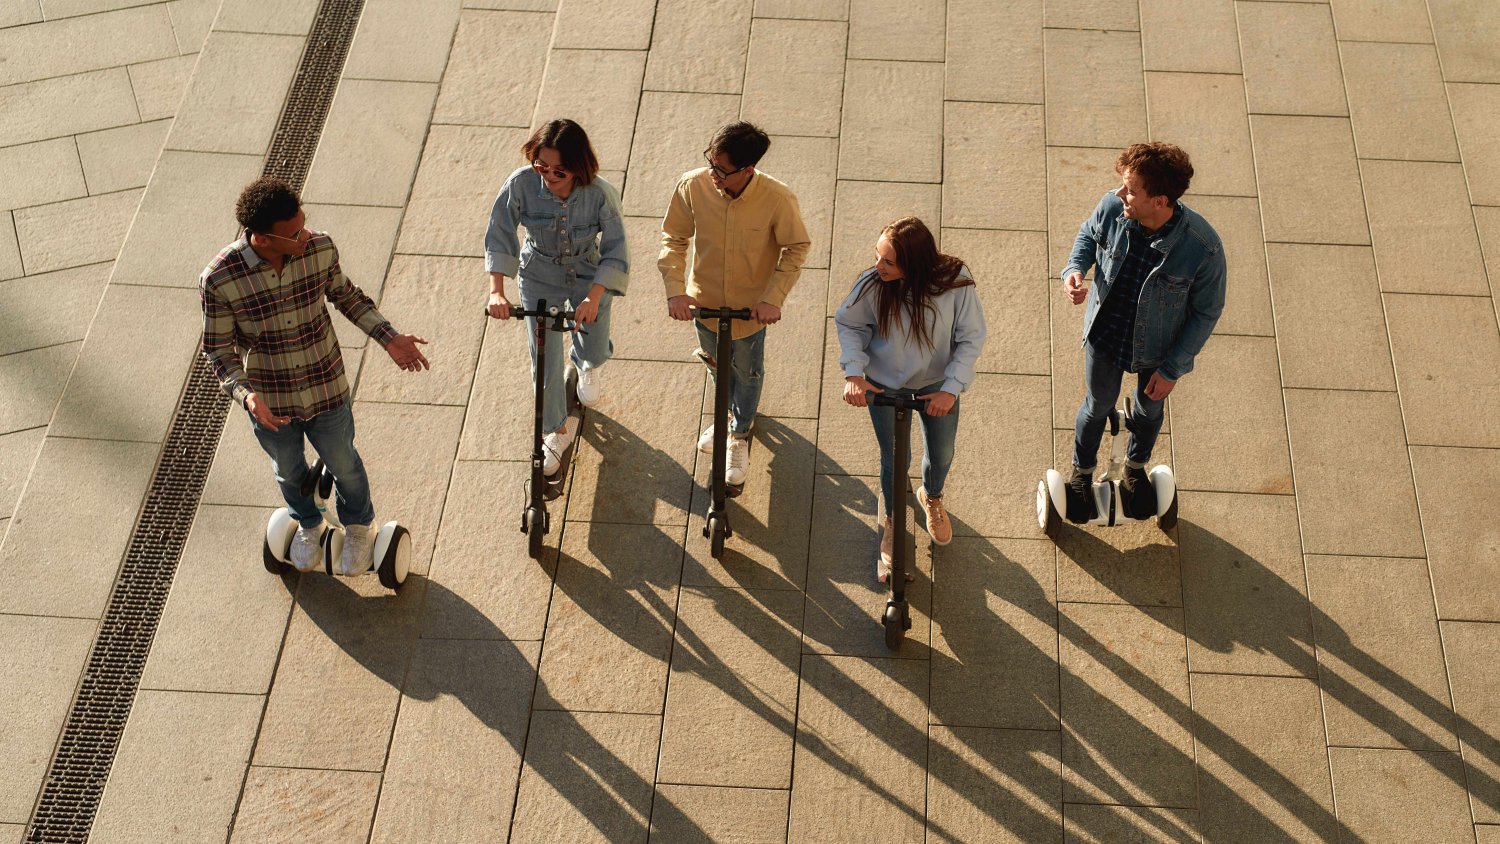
[3, 0, 1500, 840]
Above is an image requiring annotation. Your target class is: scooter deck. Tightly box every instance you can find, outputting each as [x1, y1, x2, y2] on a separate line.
[541, 370, 585, 501]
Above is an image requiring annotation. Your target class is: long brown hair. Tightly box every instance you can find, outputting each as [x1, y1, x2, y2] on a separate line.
[855, 216, 973, 350]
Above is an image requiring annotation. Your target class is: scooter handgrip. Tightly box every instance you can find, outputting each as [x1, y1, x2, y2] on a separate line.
[869, 394, 929, 411]
[690, 306, 755, 320]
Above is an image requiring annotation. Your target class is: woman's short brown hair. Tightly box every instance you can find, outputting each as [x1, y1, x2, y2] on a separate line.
[1115, 142, 1194, 203]
[521, 118, 600, 186]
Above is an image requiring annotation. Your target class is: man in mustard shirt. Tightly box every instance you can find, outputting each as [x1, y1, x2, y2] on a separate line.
[660, 122, 812, 485]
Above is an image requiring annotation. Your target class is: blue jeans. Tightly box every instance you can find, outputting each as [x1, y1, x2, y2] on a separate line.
[250, 402, 375, 528]
[520, 274, 614, 432]
[868, 379, 959, 516]
[695, 322, 766, 435]
[1073, 341, 1166, 471]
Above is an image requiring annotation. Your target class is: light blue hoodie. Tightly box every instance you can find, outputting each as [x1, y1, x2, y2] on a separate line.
[835, 266, 987, 395]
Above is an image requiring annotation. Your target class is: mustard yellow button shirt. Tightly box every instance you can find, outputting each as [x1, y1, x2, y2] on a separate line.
[659, 167, 811, 340]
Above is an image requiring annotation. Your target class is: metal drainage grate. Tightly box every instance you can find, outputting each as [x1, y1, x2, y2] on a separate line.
[26, 1, 364, 840]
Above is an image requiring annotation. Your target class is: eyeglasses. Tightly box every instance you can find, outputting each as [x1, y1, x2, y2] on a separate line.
[703, 150, 748, 180]
[261, 228, 311, 245]
[531, 159, 571, 179]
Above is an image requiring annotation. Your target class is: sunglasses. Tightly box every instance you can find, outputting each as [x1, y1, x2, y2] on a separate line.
[261, 227, 311, 245]
[703, 150, 748, 180]
[531, 159, 571, 179]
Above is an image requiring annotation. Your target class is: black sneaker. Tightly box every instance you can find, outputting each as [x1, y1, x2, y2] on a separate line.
[1120, 464, 1156, 519]
[1064, 466, 1095, 523]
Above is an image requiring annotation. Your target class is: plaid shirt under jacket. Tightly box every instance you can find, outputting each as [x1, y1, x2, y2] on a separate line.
[200, 231, 396, 420]
[1087, 210, 1179, 373]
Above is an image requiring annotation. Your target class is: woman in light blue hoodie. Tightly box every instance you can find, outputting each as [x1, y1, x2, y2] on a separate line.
[836, 216, 987, 582]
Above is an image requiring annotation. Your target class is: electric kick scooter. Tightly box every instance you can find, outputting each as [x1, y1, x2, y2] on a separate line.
[871, 392, 927, 650]
[485, 299, 584, 558]
[692, 306, 753, 559]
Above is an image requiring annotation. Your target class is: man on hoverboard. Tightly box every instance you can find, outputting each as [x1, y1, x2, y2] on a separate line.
[200, 177, 430, 574]
[1059, 143, 1226, 522]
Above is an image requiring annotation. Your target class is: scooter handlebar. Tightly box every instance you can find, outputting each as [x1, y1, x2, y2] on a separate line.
[482, 306, 577, 320]
[689, 306, 754, 320]
[868, 393, 928, 411]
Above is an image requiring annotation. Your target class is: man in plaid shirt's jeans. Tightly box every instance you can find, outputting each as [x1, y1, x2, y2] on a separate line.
[200, 177, 430, 575]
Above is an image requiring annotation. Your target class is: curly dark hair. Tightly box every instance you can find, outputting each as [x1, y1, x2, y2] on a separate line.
[234, 177, 301, 234]
[1115, 142, 1194, 203]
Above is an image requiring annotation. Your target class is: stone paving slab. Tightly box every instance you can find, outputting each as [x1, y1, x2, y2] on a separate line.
[1145, 72, 1256, 198]
[1386, 292, 1500, 448]
[944, 102, 1045, 231]
[534, 49, 645, 174]
[847, 0, 943, 62]
[1190, 674, 1338, 843]
[1239, 1, 1346, 118]
[1430, 0, 1500, 83]
[1343, 42, 1459, 163]
[1441, 620, 1500, 825]
[0, 428, 44, 516]
[1188, 195, 1271, 336]
[433, 9, 550, 128]
[1042, 28, 1147, 150]
[0, 213, 20, 280]
[741, 18, 846, 138]
[1411, 447, 1500, 622]
[760, 136, 837, 270]
[643, 0, 749, 95]
[1252, 115, 1369, 246]
[787, 655, 928, 843]
[344, 0, 460, 84]
[0, 614, 96, 824]
[127, 53, 198, 122]
[370, 638, 539, 843]
[0, 137, 87, 212]
[0, 68, 141, 148]
[533, 521, 682, 713]
[109, 150, 260, 289]
[1059, 602, 1195, 809]
[355, 256, 486, 405]
[650, 784, 790, 843]
[1331, 0, 1433, 42]
[621, 91, 739, 216]
[398, 124, 526, 259]
[1328, 747, 1474, 842]
[658, 586, 802, 788]
[945, 0, 1041, 104]
[89, 689, 260, 844]
[231, 767, 382, 844]
[0, 261, 109, 356]
[509, 710, 660, 843]
[1062, 803, 1200, 843]
[1450, 83, 1500, 207]
[303, 80, 439, 207]
[839, 60, 943, 184]
[1307, 554, 1459, 752]
[76, 119, 173, 195]
[1363, 160, 1487, 296]
[13, 188, 142, 274]
[943, 228, 1049, 375]
[1140, 0, 1238, 74]
[0, 436, 158, 619]
[166, 32, 304, 156]
[1266, 243, 1395, 391]
[0, 3, 176, 86]
[926, 726, 1061, 843]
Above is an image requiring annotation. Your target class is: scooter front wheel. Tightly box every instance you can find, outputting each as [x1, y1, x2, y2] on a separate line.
[262, 539, 290, 575]
[1037, 479, 1061, 539]
[707, 515, 725, 559]
[376, 524, 410, 590]
[882, 603, 904, 650]
[525, 506, 545, 558]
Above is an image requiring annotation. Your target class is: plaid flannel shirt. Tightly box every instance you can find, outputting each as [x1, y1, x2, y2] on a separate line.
[199, 231, 396, 420]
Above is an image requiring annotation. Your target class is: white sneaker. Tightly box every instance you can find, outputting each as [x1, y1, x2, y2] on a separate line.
[338, 522, 374, 576]
[543, 415, 580, 476]
[289, 523, 324, 573]
[697, 425, 715, 454]
[726, 435, 749, 486]
[575, 365, 603, 407]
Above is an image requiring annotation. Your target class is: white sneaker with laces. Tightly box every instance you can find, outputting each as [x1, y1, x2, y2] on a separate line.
[543, 415, 580, 476]
[575, 365, 603, 407]
[697, 425, 715, 454]
[289, 523, 324, 573]
[726, 435, 750, 486]
[338, 522, 374, 576]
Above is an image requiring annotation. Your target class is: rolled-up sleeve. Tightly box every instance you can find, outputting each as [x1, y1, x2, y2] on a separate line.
[484, 173, 523, 277]
[941, 284, 987, 395]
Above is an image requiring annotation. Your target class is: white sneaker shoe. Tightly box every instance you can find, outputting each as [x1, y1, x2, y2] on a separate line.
[338, 522, 374, 576]
[543, 415, 580, 476]
[575, 365, 603, 407]
[697, 425, 715, 454]
[289, 522, 324, 573]
[726, 435, 749, 486]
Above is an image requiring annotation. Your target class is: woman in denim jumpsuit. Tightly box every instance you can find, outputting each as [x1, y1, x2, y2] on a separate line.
[484, 119, 630, 474]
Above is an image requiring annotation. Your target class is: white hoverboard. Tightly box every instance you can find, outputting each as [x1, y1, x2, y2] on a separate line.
[262, 459, 410, 590]
[1037, 399, 1178, 538]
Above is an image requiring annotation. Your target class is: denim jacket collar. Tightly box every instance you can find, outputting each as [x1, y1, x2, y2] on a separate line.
[1119, 202, 1186, 255]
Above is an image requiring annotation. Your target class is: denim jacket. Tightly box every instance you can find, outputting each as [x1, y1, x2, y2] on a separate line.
[1062, 192, 1226, 381]
[485, 166, 630, 295]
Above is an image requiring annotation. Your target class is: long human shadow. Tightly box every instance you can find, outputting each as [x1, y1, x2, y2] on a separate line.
[279, 572, 713, 843]
[1167, 518, 1500, 816]
[1052, 513, 1498, 838]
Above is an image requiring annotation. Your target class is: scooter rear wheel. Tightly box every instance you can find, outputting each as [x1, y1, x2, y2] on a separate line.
[883, 603, 904, 650]
[525, 507, 545, 558]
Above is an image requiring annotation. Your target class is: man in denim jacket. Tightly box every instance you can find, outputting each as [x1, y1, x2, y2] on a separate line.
[1059, 142, 1226, 521]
